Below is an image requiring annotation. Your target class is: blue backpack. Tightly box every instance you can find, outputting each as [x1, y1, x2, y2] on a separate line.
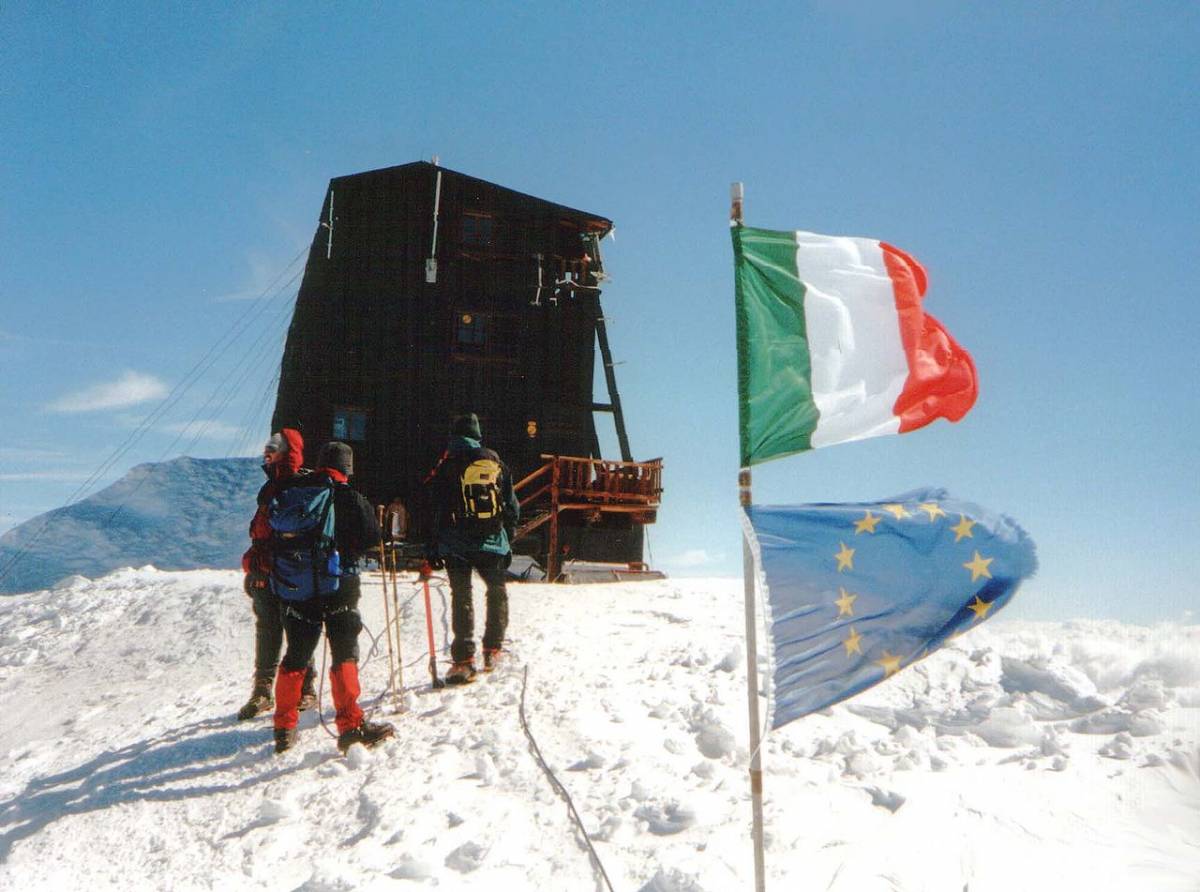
[268, 479, 340, 600]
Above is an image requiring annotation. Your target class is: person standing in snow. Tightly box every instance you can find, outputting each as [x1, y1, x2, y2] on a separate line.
[272, 441, 394, 754]
[238, 429, 317, 721]
[384, 496, 409, 542]
[426, 413, 519, 685]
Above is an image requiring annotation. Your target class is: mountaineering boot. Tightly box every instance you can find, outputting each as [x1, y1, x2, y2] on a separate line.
[298, 665, 318, 712]
[483, 648, 503, 673]
[337, 720, 395, 754]
[446, 660, 477, 685]
[274, 727, 297, 754]
[237, 677, 274, 721]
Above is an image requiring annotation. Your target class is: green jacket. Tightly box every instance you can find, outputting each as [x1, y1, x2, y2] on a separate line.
[428, 436, 520, 558]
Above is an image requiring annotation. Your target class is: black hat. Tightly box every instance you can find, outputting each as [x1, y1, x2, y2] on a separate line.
[451, 413, 482, 440]
[318, 441, 354, 476]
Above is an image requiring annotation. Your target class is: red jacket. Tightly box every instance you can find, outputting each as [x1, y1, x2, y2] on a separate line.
[242, 428, 304, 575]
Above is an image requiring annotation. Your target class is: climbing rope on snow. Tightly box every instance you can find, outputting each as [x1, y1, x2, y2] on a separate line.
[519, 665, 616, 892]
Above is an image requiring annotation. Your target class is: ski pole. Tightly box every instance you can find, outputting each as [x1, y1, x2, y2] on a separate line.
[376, 508, 399, 708]
[388, 539, 404, 701]
[420, 561, 445, 689]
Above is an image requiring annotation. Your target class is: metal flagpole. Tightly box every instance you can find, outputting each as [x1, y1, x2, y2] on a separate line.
[742, 468, 767, 892]
[732, 181, 767, 892]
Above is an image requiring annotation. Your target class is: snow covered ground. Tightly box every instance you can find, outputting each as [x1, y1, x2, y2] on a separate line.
[0, 570, 1197, 891]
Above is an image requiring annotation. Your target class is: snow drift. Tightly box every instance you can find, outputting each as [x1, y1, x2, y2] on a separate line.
[0, 457, 259, 595]
[1, 570, 1197, 890]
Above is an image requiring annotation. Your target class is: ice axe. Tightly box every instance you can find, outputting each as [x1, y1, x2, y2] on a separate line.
[419, 561, 446, 689]
[376, 507, 401, 709]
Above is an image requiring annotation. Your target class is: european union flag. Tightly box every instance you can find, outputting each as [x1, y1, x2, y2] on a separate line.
[743, 488, 1037, 730]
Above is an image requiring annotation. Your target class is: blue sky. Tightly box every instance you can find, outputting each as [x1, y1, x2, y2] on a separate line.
[2, 3, 1196, 622]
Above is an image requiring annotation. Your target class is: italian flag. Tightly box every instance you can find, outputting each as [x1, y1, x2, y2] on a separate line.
[733, 225, 978, 467]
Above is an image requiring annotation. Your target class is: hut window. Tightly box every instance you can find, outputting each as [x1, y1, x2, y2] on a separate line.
[455, 312, 487, 349]
[462, 214, 493, 247]
[332, 408, 367, 441]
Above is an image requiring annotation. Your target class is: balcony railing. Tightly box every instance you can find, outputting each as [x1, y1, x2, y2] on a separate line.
[513, 454, 663, 580]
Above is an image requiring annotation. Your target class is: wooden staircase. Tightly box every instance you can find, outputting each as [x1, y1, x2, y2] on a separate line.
[514, 454, 663, 581]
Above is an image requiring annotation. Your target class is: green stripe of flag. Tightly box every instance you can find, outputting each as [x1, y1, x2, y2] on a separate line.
[733, 225, 820, 467]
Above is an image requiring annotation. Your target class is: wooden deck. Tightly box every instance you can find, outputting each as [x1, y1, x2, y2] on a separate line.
[514, 454, 663, 581]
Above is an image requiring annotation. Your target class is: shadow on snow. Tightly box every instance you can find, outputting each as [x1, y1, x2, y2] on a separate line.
[0, 715, 325, 862]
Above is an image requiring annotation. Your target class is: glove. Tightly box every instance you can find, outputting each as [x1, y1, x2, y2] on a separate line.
[243, 570, 269, 596]
[423, 539, 443, 569]
[243, 545, 271, 576]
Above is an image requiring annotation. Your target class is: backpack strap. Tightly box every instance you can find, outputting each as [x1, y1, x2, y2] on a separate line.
[312, 479, 337, 594]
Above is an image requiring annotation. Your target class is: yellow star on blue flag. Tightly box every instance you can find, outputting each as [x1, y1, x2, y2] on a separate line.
[742, 488, 1037, 729]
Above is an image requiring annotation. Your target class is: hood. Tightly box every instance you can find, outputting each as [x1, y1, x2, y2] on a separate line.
[315, 467, 348, 485]
[446, 435, 482, 455]
[264, 428, 305, 479]
[281, 428, 305, 472]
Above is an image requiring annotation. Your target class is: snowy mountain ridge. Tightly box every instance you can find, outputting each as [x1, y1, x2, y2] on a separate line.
[1, 569, 1197, 890]
[0, 457, 260, 595]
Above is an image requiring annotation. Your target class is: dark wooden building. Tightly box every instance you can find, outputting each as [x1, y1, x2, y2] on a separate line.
[271, 161, 660, 571]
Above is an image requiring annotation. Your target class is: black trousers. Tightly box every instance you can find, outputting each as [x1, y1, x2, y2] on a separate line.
[446, 551, 509, 663]
[280, 574, 363, 671]
[248, 584, 285, 682]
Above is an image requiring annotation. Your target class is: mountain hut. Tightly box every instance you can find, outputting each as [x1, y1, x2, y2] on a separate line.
[271, 161, 661, 577]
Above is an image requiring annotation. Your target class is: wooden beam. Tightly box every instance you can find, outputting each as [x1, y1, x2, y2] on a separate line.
[548, 459, 561, 582]
[514, 461, 552, 491]
[518, 482, 551, 508]
[595, 302, 633, 462]
[555, 502, 659, 513]
[515, 512, 553, 537]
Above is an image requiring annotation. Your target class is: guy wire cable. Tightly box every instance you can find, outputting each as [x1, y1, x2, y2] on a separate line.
[176, 303, 293, 461]
[228, 365, 281, 459]
[103, 272, 304, 527]
[142, 264, 302, 458]
[76, 247, 301, 499]
[228, 323, 288, 460]
[173, 284, 299, 457]
[0, 248, 308, 586]
[103, 344, 284, 528]
[80, 251, 303, 494]
[226, 298, 295, 458]
[182, 344, 280, 459]
[133, 292, 291, 474]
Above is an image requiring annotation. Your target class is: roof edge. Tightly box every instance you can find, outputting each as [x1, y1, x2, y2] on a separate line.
[328, 161, 612, 231]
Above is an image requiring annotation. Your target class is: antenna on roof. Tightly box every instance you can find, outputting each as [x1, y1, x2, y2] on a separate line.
[426, 168, 443, 283]
[326, 189, 334, 259]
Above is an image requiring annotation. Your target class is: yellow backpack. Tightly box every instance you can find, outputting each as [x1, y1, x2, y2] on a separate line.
[458, 457, 504, 533]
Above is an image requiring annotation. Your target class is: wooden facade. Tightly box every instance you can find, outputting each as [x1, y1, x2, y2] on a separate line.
[271, 161, 658, 567]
